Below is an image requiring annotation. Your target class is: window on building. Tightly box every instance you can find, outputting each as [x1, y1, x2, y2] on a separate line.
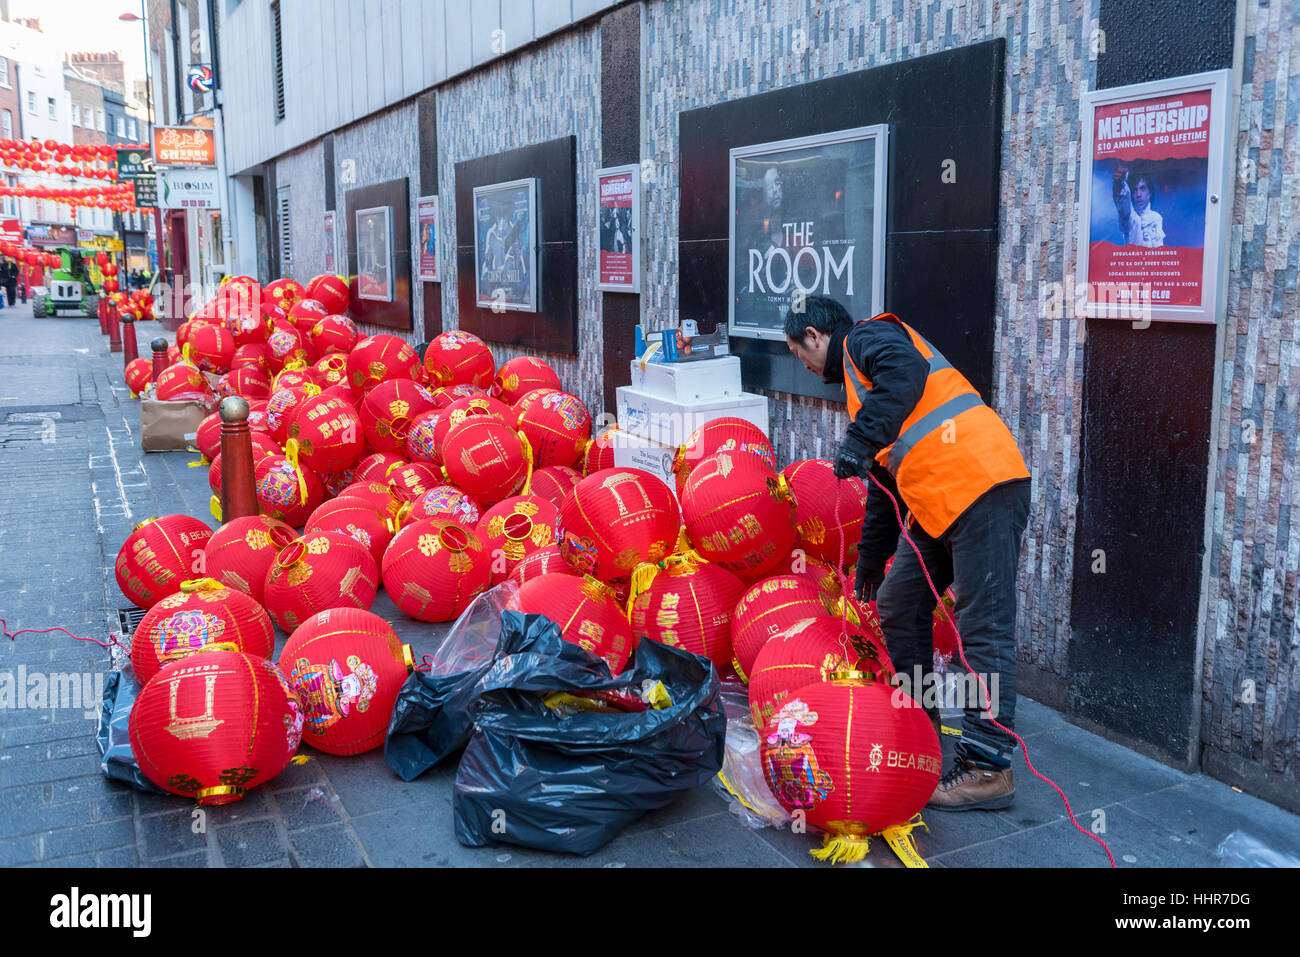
[271, 0, 286, 122]
[128, 118, 137, 139]
[2, 110, 11, 139]
[98, 110, 106, 132]
[47, 96, 56, 119]
[0, 58, 9, 88]
[115, 115, 125, 137]
[71, 104, 79, 127]
[26, 91, 34, 113]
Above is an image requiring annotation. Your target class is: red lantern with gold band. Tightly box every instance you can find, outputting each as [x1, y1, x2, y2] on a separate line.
[306, 274, 350, 314]
[263, 277, 305, 309]
[387, 460, 442, 500]
[492, 355, 560, 404]
[278, 608, 413, 756]
[432, 394, 514, 451]
[288, 297, 329, 333]
[263, 531, 379, 632]
[271, 365, 320, 393]
[125, 357, 152, 396]
[681, 451, 797, 579]
[672, 416, 776, 495]
[255, 448, 325, 527]
[288, 393, 365, 474]
[746, 616, 876, 730]
[131, 579, 275, 686]
[232, 342, 275, 376]
[115, 515, 214, 609]
[422, 330, 494, 388]
[203, 515, 298, 604]
[347, 334, 420, 396]
[431, 383, 484, 408]
[476, 494, 559, 585]
[761, 673, 940, 864]
[334, 480, 408, 522]
[129, 650, 304, 805]
[527, 464, 581, 511]
[441, 417, 529, 505]
[730, 575, 838, 683]
[512, 544, 575, 586]
[267, 324, 309, 370]
[628, 554, 746, 678]
[176, 319, 196, 349]
[382, 518, 490, 622]
[515, 389, 592, 468]
[782, 459, 869, 567]
[558, 467, 680, 581]
[195, 412, 223, 461]
[352, 451, 407, 484]
[408, 484, 483, 529]
[512, 573, 636, 675]
[582, 424, 620, 475]
[312, 351, 351, 387]
[188, 323, 237, 374]
[360, 379, 439, 454]
[154, 362, 215, 404]
[305, 496, 392, 570]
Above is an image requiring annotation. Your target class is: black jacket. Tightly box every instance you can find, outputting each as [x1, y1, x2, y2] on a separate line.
[824, 320, 929, 574]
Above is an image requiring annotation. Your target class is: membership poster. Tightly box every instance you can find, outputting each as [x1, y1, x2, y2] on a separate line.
[597, 166, 638, 292]
[417, 195, 439, 282]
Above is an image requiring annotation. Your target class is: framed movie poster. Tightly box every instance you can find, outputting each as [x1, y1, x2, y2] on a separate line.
[729, 125, 888, 341]
[416, 195, 440, 282]
[597, 164, 640, 292]
[322, 210, 337, 273]
[355, 206, 394, 302]
[473, 178, 538, 312]
[1076, 69, 1233, 324]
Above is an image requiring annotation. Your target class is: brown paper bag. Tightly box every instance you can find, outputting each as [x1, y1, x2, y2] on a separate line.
[141, 398, 209, 452]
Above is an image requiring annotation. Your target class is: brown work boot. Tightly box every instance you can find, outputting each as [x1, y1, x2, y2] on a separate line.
[926, 757, 1014, 811]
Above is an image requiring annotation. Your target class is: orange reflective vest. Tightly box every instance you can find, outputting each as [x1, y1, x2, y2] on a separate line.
[844, 314, 1029, 538]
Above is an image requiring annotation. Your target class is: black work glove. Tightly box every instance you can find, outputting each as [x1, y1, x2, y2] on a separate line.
[832, 431, 875, 480]
[853, 555, 885, 603]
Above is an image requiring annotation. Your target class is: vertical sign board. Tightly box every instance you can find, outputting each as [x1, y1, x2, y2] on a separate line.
[323, 211, 338, 273]
[596, 165, 639, 292]
[416, 195, 440, 282]
[1076, 69, 1234, 324]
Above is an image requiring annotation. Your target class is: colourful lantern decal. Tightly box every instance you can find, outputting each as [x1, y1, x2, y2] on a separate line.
[515, 389, 592, 469]
[131, 579, 275, 685]
[422, 330, 495, 388]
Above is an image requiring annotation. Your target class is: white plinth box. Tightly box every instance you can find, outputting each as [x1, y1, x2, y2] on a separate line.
[615, 384, 769, 449]
[610, 432, 679, 491]
[628, 355, 743, 402]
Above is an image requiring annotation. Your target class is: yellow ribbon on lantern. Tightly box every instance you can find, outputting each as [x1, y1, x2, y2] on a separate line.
[879, 814, 931, 869]
[182, 342, 196, 368]
[179, 578, 226, 593]
[625, 561, 663, 616]
[209, 494, 223, 522]
[385, 500, 413, 535]
[283, 358, 307, 372]
[284, 438, 309, 505]
[520, 436, 535, 493]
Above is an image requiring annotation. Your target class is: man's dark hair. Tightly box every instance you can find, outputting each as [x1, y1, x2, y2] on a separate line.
[784, 294, 853, 343]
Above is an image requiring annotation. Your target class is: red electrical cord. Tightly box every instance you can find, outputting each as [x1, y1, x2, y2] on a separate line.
[1, 617, 127, 651]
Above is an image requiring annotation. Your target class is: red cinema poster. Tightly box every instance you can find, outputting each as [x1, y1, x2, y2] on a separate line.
[598, 166, 639, 292]
[1086, 88, 1213, 315]
[417, 195, 439, 282]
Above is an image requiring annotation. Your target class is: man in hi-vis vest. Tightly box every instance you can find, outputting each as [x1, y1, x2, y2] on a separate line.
[786, 295, 1031, 811]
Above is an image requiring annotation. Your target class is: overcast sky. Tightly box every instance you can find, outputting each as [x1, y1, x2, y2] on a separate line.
[16, 0, 149, 90]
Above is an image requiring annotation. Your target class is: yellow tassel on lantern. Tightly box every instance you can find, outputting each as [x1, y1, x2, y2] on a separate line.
[179, 578, 226, 593]
[520, 436, 534, 490]
[385, 500, 413, 535]
[625, 561, 663, 616]
[182, 342, 196, 367]
[284, 438, 309, 505]
[810, 833, 873, 865]
[209, 494, 223, 522]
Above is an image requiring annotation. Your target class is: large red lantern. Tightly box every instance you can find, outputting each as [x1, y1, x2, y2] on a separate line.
[195, 412, 223, 461]
[527, 464, 582, 510]
[782, 459, 869, 567]
[288, 394, 365, 474]
[681, 451, 797, 579]
[305, 496, 392, 570]
[512, 544, 576, 586]
[382, 519, 491, 622]
[761, 674, 940, 863]
[386, 460, 442, 500]
[231, 342, 275, 375]
[154, 363, 215, 404]
[271, 366, 320, 394]
[476, 494, 559, 584]
[265, 384, 321, 443]
[188, 324, 237, 374]
[255, 452, 326, 527]
[515, 389, 592, 468]
[731, 575, 838, 682]
[217, 366, 273, 400]
[307, 314, 357, 359]
[747, 616, 869, 730]
[359, 379, 438, 454]
[491, 355, 560, 404]
[263, 531, 379, 631]
[353, 451, 407, 484]
[431, 394, 514, 452]
[441, 418, 529, 505]
[511, 574, 635, 674]
[202, 515, 298, 603]
[407, 484, 483, 528]
[306, 274, 350, 315]
[130, 579, 275, 685]
[673, 416, 776, 494]
[423, 330, 494, 388]
[629, 556, 747, 678]
[223, 305, 267, 346]
[125, 357, 153, 396]
[312, 351, 351, 388]
[278, 608, 412, 756]
[130, 651, 304, 804]
[557, 467, 680, 581]
[263, 277, 305, 310]
[115, 516, 214, 609]
[347, 334, 420, 395]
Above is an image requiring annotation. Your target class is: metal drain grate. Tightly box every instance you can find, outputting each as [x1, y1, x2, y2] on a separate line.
[117, 605, 146, 638]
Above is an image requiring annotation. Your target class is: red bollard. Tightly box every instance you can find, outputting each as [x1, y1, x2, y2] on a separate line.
[108, 301, 122, 353]
[121, 313, 139, 365]
[151, 337, 169, 381]
[219, 397, 260, 523]
[98, 295, 109, 335]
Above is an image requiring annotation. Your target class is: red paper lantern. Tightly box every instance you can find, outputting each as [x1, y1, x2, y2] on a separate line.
[263, 277, 305, 310]
[583, 424, 620, 475]
[784, 554, 846, 597]
[527, 464, 582, 510]
[423, 330, 494, 388]
[125, 357, 153, 395]
[288, 394, 365, 473]
[515, 389, 592, 468]
[203, 515, 298, 603]
[408, 484, 483, 528]
[288, 297, 329, 332]
[557, 467, 680, 581]
[629, 557, 747, 677]
[491, 355, 560, 404]
[748, 615, 869, 730]
[382, 519, 490, 622]
[305, 274, 350, 315]
[347, 334, 420, 395]
[231, 342, 274, 375]
[278, 608, 413, 755]
[386, 460, 442, 500]
[761, 674, 940, 862]
[267, 324, 309, 369]
[360, 379, 439, 454]
[154, 363, 215, 404]
[195, 412, 223, 460]
[681, 451, 797, 579]
[431, 383, 484, 408]
[265, 384, 321, 444]
[271, 366, 320, 393]
[255, 452, 326, 527]
[731, 575, 839, 682]
[222, 305, 267, 346]
[512, 574, 635, 674]
[217, 366, 273, 400]
[353, 451, 408, 484]
[335, 480, 407, 521]
[672, 416, 776, 494]
[308, 314, 357, 360]
[129, 650, 304, 804]
[312, 351, 351, 387]
[208, 437, 277, 496]
[115, 516, 214, 609]
[512, 543, 576, 586]
[188, 324, 237, 374]
[441, 418, 528, 505]
[433, 394, 515, 451]
[305, 496, 392, 570]
[246, 399, 272, 433]
[263, 531, 379, 631]
[475, 494, 559, 584]
[131, 579, 275, 685]
[404, 409, 442, 466]
[782, 459, 869, 567]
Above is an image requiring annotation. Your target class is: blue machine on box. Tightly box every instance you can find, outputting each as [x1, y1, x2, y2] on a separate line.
[634, 322, 731, 363]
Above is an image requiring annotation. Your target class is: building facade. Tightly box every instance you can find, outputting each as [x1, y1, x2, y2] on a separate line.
[204, 0, 1298, 809]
